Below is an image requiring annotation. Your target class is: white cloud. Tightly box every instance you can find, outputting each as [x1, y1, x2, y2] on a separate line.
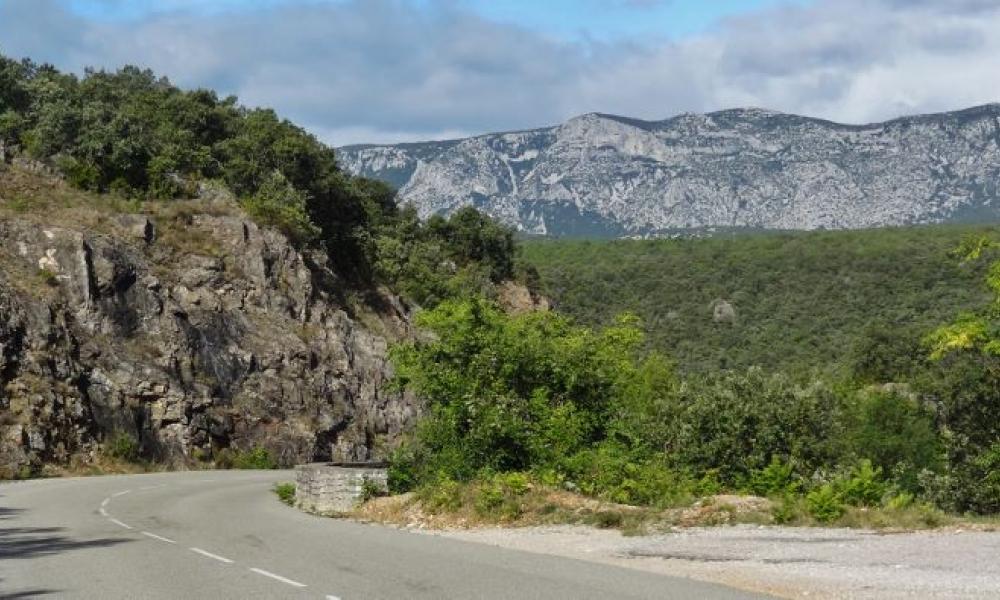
[1, 0, 998, 146]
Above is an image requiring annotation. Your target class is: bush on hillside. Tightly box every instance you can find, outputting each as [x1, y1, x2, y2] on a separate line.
[662, 369, 846, 486]
[389, 298, 653, 486]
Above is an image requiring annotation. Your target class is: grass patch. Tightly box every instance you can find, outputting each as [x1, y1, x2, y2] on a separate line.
[274, 482, 296, 506]
[353, 474, 995, 534]
[215, 446, 277, 470]
[102, 431, 141, 462]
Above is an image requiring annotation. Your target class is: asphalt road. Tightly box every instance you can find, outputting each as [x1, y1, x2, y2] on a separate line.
[0, 470, 772, 599]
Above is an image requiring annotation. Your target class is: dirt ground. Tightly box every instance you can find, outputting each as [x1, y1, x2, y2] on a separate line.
[415, 524, 1000, 599]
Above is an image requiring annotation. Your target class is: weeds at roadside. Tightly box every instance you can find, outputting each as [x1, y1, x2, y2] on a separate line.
[274, 482, 296, 506]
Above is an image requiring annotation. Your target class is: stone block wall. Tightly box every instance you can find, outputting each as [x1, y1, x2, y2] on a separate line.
[295, 463, 388, 514]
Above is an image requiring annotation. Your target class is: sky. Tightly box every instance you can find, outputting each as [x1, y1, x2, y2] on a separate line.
[1, 0, 999, 146]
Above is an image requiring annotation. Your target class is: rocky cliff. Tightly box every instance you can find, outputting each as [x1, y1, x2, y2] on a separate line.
[339, 104, 1000, 237]
[0, 170, 418, 477]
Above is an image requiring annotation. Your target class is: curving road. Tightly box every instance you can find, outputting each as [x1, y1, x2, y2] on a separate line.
[0, 471, 772, 599]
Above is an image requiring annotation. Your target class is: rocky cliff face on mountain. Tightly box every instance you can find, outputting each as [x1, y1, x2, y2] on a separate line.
[0, 169, 418, 477]
[339, 104, 1000, 237]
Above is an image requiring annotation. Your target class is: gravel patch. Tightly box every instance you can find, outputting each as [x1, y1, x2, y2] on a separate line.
[419, 524, 1000, 599]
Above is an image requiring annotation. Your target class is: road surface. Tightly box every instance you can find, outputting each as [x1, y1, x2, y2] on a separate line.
[0, 470, 771, 599]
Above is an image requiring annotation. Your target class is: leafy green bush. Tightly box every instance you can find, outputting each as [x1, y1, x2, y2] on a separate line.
[274, 482, 296, 506]
[836, 459, 887, 507]
[390, 299, 648, 485]
[241, 170, 319, 245]
[104, 431, 140, 462]
[473, 472, 531, 519]
[563, 444, 694, 508]
[845, 390, 942, 491]
[417, 477, 464, 514]
[748, 456, 801, 497]
[374, 205, 517, 307]
[360, 477, 387, 503]
[806, 484, 846, 523]
[223, 447, 277, 470]
[665, 369, 847, 485]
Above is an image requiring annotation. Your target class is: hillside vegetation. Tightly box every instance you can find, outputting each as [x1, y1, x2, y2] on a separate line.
[521, 227, 996, 375]
[0, 53, 516, 305]
[0, 53, 518, 477]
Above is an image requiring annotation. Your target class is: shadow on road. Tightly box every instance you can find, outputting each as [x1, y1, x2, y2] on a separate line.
[0, 577, 58, 598]
[0, 494, 132, 598]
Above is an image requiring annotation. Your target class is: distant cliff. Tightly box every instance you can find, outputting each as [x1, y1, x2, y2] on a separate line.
[339, 104, 1000, 237]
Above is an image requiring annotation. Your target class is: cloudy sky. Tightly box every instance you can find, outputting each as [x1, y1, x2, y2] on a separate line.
[1, 0, 998, 145]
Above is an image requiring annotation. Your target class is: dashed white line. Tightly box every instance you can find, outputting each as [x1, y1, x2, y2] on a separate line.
[98, 507, 108, 517]
[100, 498, 110, 508]
[248, 568, 307, 588]
[189, 547, 234, 564]
[109, 518, 133, 530]
[326, 595, 342, 600]
[142, 531, 177, 544]
[112, 490, 132, 498]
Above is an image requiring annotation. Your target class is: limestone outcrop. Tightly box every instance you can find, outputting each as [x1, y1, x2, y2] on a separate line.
[0, 205, 418, 476]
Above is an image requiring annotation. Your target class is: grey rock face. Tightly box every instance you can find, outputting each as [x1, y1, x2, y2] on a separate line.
[0, 211, 418, 476]
[339, 104, 1000, 237]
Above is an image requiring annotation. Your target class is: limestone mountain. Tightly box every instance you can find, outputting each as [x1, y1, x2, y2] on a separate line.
[339, 104, 1000, 237]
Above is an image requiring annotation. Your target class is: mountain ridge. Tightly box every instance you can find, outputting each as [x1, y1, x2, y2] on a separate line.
[338, 103, 1000, 237]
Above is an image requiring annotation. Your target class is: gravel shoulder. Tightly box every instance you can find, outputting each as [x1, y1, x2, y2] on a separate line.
[419, 524, 1000, 599]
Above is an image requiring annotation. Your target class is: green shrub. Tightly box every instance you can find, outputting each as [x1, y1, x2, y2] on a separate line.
[473, 472, 532, 519]
[417, 477, 464, 514]
[274, 482, 296, 506]
[36, 268, 59, 287]
[806, 484, 846, 523]
[229, 446, 276, 470]
[885, 491, 914, 511]
[387, 443, 419, 493]
[241, 170, 319, 245]
[360, 477, 387, 503]
[562, 444, 694, 508]
[846, 390, 942, 491]
[837, 459, 886, 507]
[748, 456, 801, 497]
[666, 369, 847, 485]
[104, 431, 140, 462]
[390, 300, 649, 485]
[590, 510, 625, 529]
[771, 495, 801, 524]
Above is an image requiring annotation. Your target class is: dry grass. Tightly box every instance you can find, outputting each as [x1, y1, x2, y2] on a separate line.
[351, 482, 780, 536]
[351, 483, 1000, 535]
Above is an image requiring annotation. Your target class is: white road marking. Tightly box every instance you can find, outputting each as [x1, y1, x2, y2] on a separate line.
[109, 518, 133, 530]
[327, 596, 342, 600]
[248, 568, 307, 588]
[112, 490, 132, 498]
[190, 547, 234, 564]
[100, 498, 110, 507]
[142, 531, 177, 544]
[98, 507, 108, 517]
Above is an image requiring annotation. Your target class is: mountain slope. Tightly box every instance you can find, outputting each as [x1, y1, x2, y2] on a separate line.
[339, 105, 1000, 237]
